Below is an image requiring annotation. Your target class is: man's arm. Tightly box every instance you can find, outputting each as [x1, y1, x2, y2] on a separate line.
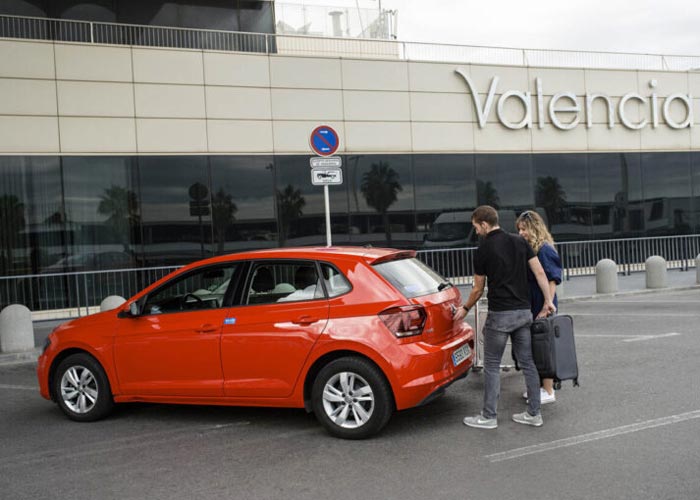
[453, 274, 485, 321]
[528, 256, 557, 318]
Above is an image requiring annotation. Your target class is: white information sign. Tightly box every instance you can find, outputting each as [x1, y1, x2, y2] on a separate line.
[311, 167, 343, 185]
[310, 156, 342, 168]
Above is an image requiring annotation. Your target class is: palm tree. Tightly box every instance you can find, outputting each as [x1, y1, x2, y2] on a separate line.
[97, 185, 140, 250]
[0, 194, 26, 274]
[360, 161, 402, 244]
[211, 188, 237, 254]
[477, 180, 500, 209]
[276, 184, 305, 246]
[535, 176, 567, 225]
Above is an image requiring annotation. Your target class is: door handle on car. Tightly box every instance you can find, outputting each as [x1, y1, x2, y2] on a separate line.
[292, 315, 319, 325]
[196, 323, 219, 334]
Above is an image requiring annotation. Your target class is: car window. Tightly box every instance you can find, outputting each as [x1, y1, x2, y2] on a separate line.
[247, 262, 324, 305]
[373, 257, 445, 299]
[320, 263, 351, 298]
[143, 264, 238, 315]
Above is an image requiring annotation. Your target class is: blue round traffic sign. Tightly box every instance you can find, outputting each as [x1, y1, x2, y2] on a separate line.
[310, 125, 339, 156]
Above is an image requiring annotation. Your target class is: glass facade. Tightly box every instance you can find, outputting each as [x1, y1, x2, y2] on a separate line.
[0, 1, 275, 33]
[0, 152, 698, 275]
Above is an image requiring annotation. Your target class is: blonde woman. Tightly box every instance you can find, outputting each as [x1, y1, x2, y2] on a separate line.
[516, 210, 562, 404]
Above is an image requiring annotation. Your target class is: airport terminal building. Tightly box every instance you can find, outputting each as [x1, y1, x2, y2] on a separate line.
[1, 1, 700, 276]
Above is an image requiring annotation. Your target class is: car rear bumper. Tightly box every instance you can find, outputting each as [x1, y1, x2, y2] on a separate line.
[392, 331, 475, 410]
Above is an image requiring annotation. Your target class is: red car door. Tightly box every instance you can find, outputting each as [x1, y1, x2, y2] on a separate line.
[113, 263, 239, 397]
[114, 309, 226, 397]
[221, 261, 329, 398]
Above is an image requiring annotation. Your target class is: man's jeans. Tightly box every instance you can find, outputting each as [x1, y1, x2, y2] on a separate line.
[481, 309, 541, 418]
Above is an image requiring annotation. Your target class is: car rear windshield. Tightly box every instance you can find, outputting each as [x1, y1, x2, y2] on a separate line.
[373, 258, 446, 299]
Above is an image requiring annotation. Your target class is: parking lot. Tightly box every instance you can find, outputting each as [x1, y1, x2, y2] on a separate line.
[1, 288, 699, 500]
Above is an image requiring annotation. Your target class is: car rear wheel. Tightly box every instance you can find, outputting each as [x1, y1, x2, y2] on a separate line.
[54, 353, 114, 422]
[311, 357, 394, 439]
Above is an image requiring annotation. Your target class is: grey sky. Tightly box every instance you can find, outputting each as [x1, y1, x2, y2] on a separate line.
[280, 0, 700, 56]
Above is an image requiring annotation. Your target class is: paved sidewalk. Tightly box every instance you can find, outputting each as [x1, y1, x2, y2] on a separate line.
[1, 269, 698, 366]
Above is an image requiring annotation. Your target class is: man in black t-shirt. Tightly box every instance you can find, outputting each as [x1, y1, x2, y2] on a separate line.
[453, 205, 555, 429]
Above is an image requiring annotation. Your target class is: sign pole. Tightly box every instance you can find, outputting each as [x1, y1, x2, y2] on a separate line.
[324, 184, 332, 247]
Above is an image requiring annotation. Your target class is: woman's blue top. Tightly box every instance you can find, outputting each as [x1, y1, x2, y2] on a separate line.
[527, 243, 562, 318]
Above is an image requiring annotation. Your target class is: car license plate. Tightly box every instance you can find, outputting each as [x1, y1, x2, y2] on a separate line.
[452, 344, 471, 367]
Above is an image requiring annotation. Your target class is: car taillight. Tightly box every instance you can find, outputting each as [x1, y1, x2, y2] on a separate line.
[379, 305, 426, 338]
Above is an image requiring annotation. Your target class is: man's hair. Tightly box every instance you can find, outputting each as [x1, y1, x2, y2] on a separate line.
[471, 205, 499, 226]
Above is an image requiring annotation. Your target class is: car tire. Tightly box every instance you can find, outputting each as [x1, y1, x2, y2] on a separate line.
[311, 357, 394, 439]
[54, 353, 114, 422]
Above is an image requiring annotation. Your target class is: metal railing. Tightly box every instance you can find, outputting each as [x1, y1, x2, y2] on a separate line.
[3, 13, 700, 71]
[0, 234, 698, 319]
[415, 234, 700, 282]
[0, 265, 180, 319]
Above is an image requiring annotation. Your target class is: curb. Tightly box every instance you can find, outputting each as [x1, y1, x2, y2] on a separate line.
[0, 348, 40, 366]
[559, 284, 700, 303]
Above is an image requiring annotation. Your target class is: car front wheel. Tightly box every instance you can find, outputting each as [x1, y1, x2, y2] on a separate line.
[54, 353, 114, 422]
[311, 357, 394, 439]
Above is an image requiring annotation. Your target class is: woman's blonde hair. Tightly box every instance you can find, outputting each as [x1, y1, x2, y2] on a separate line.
[516, 210, 554, 252]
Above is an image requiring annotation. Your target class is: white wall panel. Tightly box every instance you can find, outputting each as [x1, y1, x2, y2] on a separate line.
[341, 59, 408, 91]
[0, 116, 58, 152]
[473, 125, 530, 152]
[467, 65, 529, 93]
[0, 40, 54, 79]
[59, 117, 136, 152]
[641, 125, 691, 150]
[344, 122, 411, 152]
[204, 52, 270, 87]
[410, 92, 472, 122]
[587, 124, 641, 151]
[529, 68, 586, 94]
[344, 91, 409, 121]
[55, 44, 131, 82]
[208, 120, 273, 152]
[271, 89, 343, 120]
[411, 122, 474, 152]
[585, 69, 639, 96]
[269, 56, 341, 89]
[206, 87, 271, 120]
[132, 48, 203, 85]
[58, 81, 133, 117]
[135, 84, 205, 118]
[409, 62, 470, 93]
[136, 119, 207, 152]
[0, 79, 56, 115]
[532, 126, 588, 151]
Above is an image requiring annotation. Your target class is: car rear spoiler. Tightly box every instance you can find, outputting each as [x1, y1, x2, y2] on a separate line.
[367, 250, 417, 265]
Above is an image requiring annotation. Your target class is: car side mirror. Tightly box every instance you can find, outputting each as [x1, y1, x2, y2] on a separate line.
[129, 302, 141, 316]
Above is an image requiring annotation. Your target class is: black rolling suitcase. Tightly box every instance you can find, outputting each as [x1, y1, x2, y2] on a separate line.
[531, 315, 579, 387]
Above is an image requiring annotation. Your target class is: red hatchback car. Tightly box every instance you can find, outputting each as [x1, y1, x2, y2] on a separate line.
[37, 247, 474, 439]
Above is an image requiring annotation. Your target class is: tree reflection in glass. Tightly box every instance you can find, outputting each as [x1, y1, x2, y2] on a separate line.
[0, 194, 26, 274]
[212, 188, 237, 254]
[97, 185, 140, 252]
[276, 184, 305, 246]
[536, 176, 567, 225]
[477, 180, 500, 209]
[360, 161, 402, 245]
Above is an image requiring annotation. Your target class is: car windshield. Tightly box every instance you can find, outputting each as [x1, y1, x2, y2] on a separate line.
[373, 258, 445, 299]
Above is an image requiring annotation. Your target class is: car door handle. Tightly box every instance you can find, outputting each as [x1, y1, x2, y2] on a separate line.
[196, 323, 219, 334]
[292, 315, 319, 325]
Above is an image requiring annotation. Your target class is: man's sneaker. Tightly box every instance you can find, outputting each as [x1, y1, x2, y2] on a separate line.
[463, 414, 497, 429]
[512, 411, 543, 427]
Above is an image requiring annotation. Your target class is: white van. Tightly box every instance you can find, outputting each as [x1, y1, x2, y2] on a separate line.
[422, 210, 518, 248]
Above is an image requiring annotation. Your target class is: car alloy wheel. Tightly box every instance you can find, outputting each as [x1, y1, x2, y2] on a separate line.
[60, 365, 98, 414]
[54, 353, 114, 422]
[321, 371, 375, 429]
[312, 356, 394, 439]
